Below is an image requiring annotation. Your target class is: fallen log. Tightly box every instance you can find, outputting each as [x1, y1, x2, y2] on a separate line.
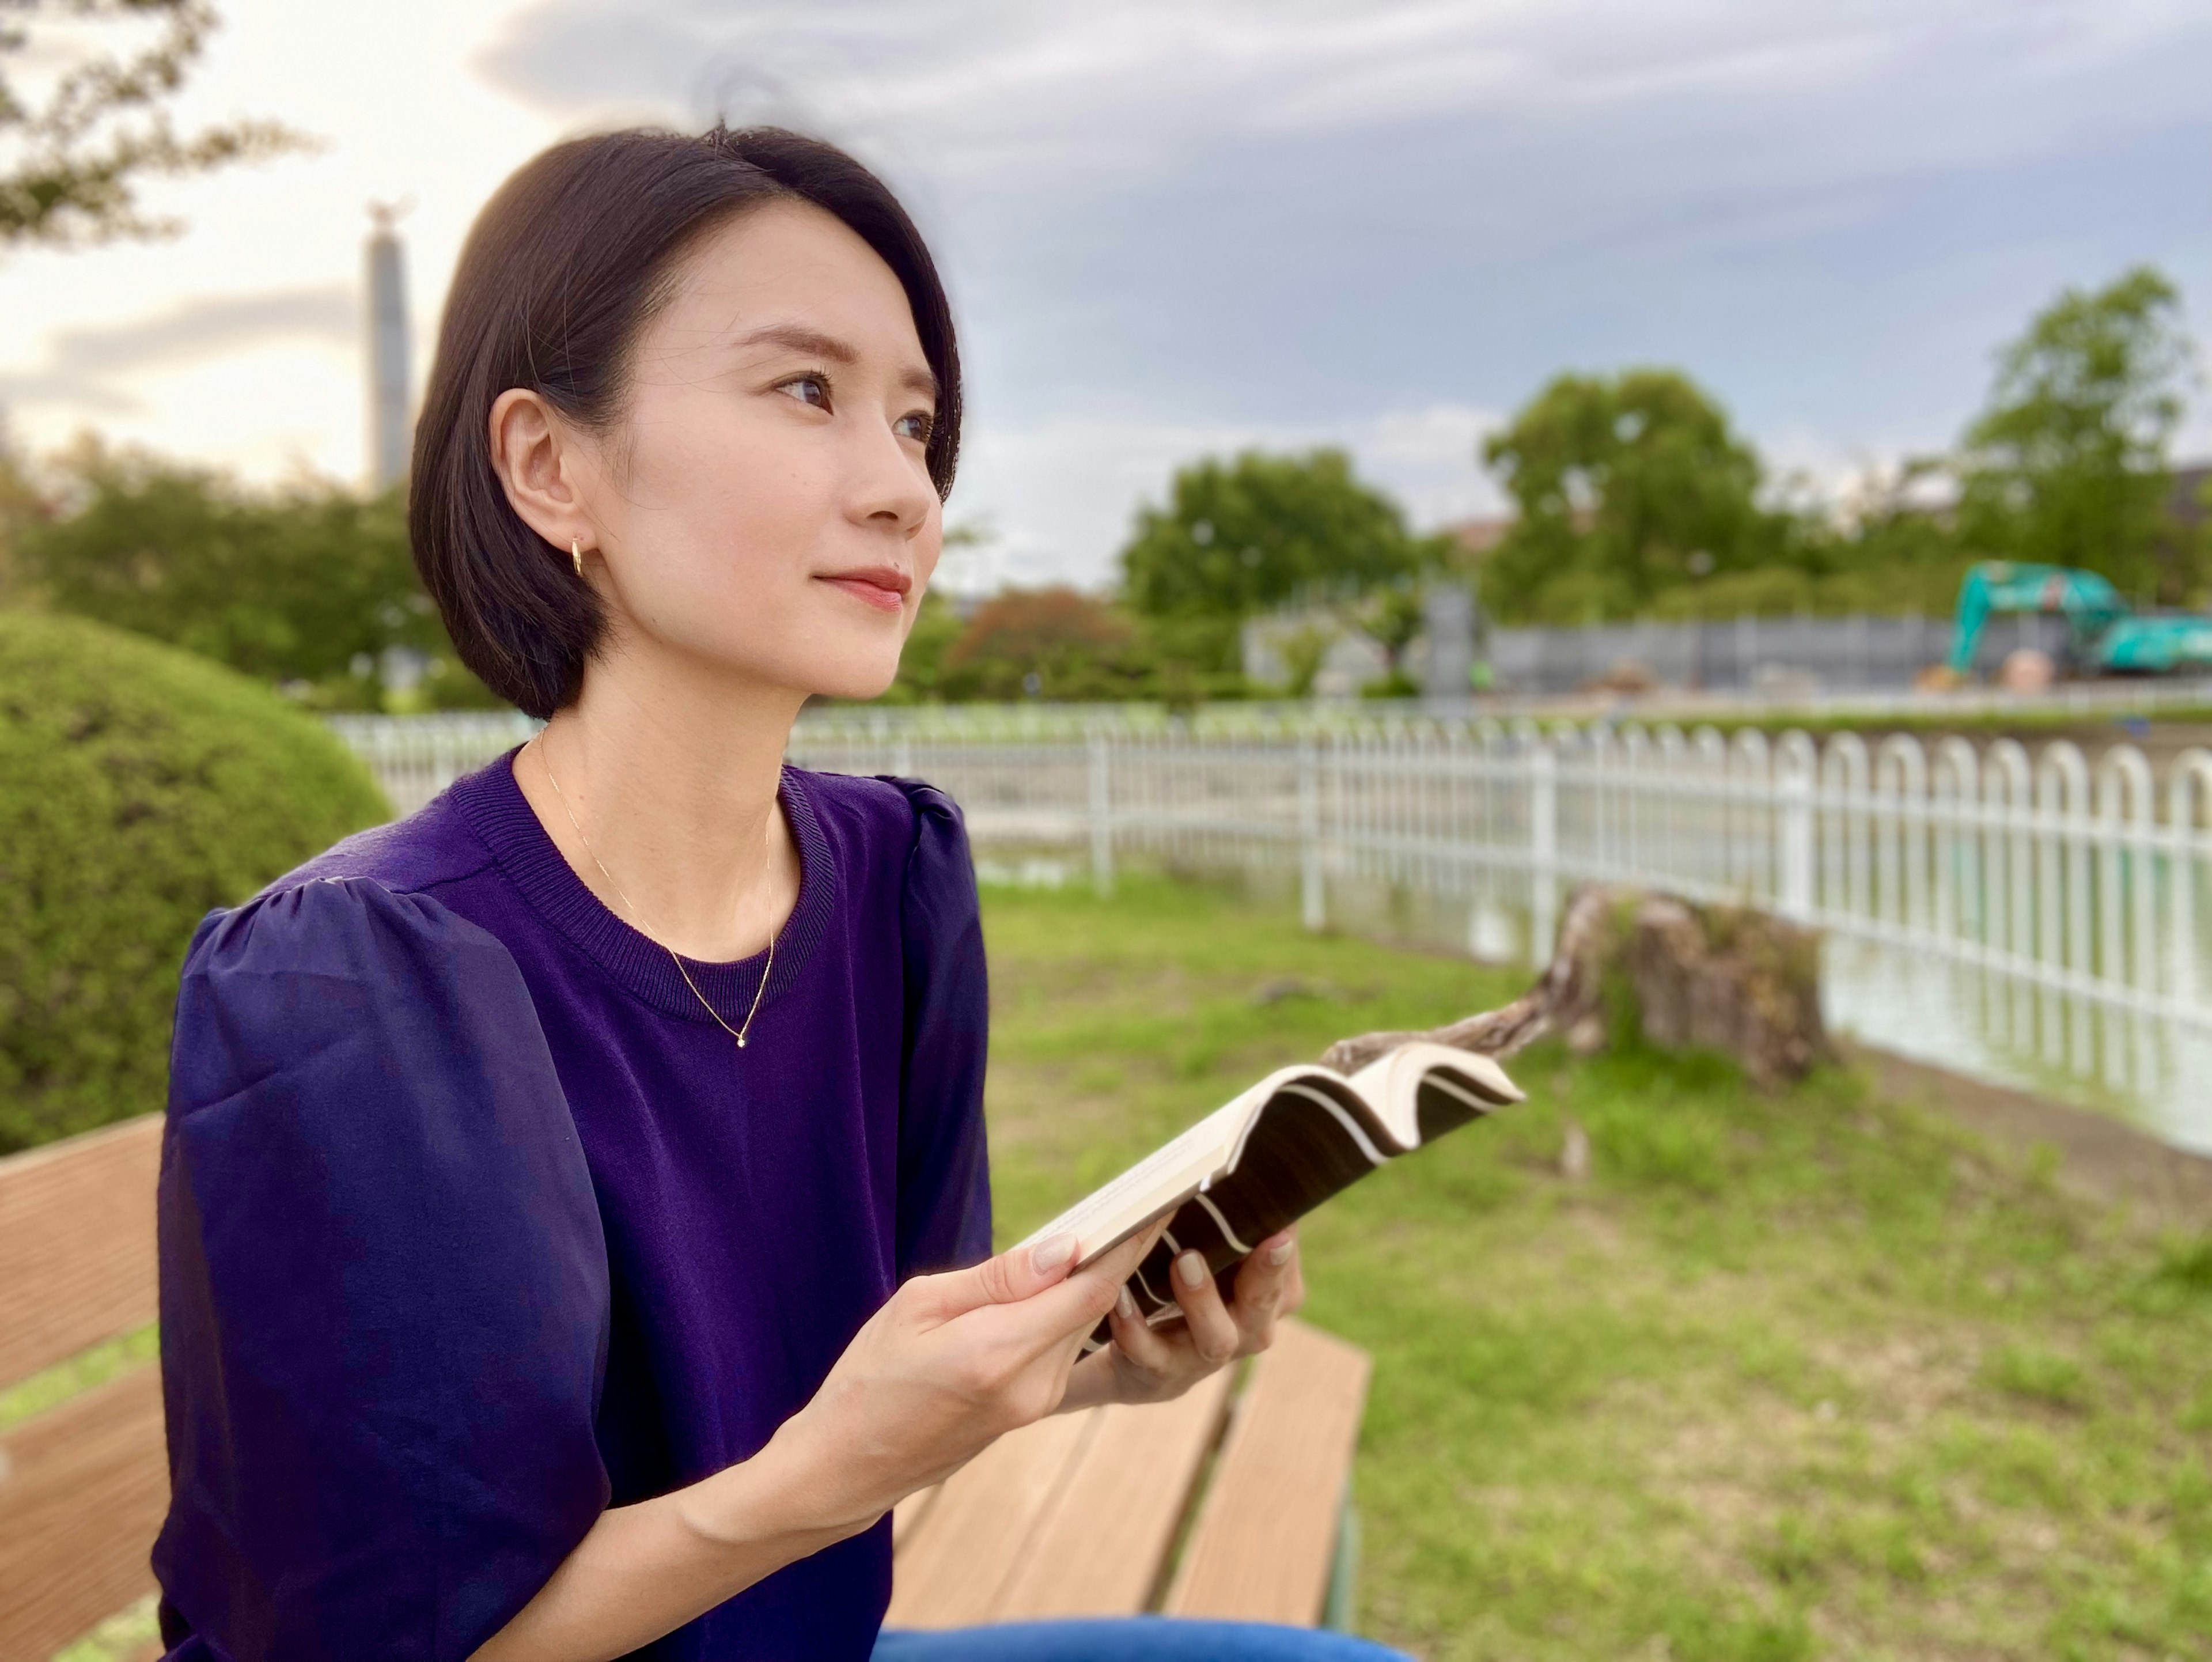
[1323, 886, 1828, 1089]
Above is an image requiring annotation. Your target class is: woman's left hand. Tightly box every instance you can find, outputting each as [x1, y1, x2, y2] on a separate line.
[1060, 1228, 1304, 1411]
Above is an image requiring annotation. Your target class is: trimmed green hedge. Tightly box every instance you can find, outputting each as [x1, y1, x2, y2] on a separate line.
[0, 612, 389, 1153]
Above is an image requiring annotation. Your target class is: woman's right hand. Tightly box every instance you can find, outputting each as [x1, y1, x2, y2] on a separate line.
[474, 1228, 1161, 1662]
[734, 1225, 1161, 1542]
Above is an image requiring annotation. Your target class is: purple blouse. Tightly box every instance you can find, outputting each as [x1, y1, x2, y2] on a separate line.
[153, 753, 994, 1661]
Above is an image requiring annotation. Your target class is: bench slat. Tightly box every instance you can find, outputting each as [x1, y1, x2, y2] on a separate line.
[885, 1404, 1096, 1628]
[890, 1482, 941, 1550]
[0, 1362, 166, 1660]
[994, 1364, 1234, 1621]
[1164, 1319, 1370, 1625]
[0, 1115, 163, 1388]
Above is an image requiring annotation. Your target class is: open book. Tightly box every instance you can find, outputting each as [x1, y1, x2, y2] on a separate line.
[1013, 1040, 1523, 1345]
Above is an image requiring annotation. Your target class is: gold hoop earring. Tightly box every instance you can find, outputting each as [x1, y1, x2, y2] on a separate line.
[571, 537, 585, 579]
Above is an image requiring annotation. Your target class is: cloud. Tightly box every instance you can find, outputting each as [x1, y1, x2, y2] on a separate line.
[478, 1, 2212, 194]
[0, 285, 355, 417]
[9, 0, 2203, 589]
[469, 0, 2212, 590]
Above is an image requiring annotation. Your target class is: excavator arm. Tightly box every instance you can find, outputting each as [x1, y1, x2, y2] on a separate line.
[1945, 562, 2130, 676]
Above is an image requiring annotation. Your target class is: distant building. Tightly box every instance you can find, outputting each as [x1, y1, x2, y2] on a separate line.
[2169, 463, 2209, 535]
[1445, 514, 1514, 562]
[365, 204, 411, 490]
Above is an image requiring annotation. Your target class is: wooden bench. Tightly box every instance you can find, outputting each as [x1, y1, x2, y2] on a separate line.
[0, 1115, 168, 1661]
[888, 1315, 1370, 1629]
[0, 1116, 1372, 1656]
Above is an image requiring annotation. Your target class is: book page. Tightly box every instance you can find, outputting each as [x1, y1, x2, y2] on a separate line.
[1353, 1042, 1525, 1145]
[1012, 1089, 1253, 1263]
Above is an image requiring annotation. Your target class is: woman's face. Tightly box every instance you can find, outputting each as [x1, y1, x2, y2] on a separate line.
[567, 199, 944, 702]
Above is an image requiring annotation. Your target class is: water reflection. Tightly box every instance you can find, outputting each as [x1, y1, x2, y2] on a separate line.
[1822, 936, 2212, 1156]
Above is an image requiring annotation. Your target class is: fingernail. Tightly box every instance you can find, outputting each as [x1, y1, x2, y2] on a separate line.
[1177, 1250, 1207, 1290]
[1116, 1286, 1137, 1320]
[1267, 1236, 1296, 1266]
[1029, 1234, 1076, 1274]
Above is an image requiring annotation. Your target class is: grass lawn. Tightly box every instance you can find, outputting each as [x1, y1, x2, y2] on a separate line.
[979, 873, 2212, 1661]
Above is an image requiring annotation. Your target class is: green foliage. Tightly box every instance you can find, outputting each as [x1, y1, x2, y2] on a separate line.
[1358, 579, 1427, 672]
[1470, 368, 1983, 626]
[939, 586, 1147, 701]
[1274, 620, 1334, 699]
[882, 588, 1248, 706]
[0, 611, 389, 1152]
[0, 433, 37, 607]
[1956, 266, 2200, 602]
[1481, 367, 1778, 622]
[17, 445, 501, 709]
[1475, 271, 2203, 627]
[1120, 449, 1442, 620]
[1, 1, 311, 250]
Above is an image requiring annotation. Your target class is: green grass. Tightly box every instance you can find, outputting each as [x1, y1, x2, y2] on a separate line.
[0, 1323, 156, 1432]
[1684, 704, 2212, 740]
[50, 1597, 158, 1662]
[979, 873, 2212, 1660]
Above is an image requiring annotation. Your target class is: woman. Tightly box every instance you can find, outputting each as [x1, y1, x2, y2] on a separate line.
[154, 126, 1400, 1662]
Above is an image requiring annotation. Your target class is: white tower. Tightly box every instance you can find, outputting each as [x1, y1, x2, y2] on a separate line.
[365, 202, 412, 490]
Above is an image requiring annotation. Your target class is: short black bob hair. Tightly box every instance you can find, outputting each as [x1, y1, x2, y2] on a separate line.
[410, 125, 961, 718]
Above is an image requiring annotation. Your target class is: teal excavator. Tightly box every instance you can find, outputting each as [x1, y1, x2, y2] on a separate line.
[1946, 561, 2212, 678]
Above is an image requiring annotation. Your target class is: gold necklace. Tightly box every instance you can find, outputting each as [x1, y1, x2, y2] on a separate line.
[534, 737, 777, 1050]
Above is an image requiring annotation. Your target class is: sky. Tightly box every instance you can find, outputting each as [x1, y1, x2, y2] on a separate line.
[1, 0, 2208, 594]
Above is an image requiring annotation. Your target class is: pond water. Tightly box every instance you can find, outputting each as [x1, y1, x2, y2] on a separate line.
[1822, 937, 2212, 1156]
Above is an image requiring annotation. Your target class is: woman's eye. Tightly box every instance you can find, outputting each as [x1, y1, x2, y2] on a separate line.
[778, 375, 831, 410]
[894, 411, 933, 443]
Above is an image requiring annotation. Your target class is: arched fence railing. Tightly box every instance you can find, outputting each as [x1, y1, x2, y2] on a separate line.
[329, 711, 2212, 1030]
[329, 714, 2212, 1136]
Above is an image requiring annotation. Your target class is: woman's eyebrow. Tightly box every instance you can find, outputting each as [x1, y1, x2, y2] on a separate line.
[734, 323, 938, 400]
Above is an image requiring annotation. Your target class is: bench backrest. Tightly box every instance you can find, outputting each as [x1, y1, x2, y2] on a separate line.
[0, 1114, 167, 1660]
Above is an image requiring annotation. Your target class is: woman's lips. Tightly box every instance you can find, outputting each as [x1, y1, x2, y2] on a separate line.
[817, 572, 908, 615]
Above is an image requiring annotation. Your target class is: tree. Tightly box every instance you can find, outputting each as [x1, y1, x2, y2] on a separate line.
[17, 444, 497, 708]
[1120, 449, 1440, 624]
[2, 0, 308, 249]
[939, 586, 1151, 702]
[1359, 579, 1426, 674]
[1274, 620, 1335, 699]
[1955, 266, 2199, 601]
[0, 424, 40, 605]
[1479, 368, 1770, 623]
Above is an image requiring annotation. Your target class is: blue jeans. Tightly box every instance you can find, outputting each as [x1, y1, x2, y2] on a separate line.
[874, 1619, 1410, 1660]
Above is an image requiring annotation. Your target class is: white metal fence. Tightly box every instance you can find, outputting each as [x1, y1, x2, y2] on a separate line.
[787, 724, 2212, 1011]
[329, 711, 2212, 1148]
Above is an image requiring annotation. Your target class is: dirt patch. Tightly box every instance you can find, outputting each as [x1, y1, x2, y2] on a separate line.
[1851, 1044, 2212, 1229]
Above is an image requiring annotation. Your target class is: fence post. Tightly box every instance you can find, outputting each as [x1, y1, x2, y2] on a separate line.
[1087, 732, 1114, 897]
[1299, 736, 1325, 932]
[1778, 758, 1814, 922]
[1528, 742, 1557, 964]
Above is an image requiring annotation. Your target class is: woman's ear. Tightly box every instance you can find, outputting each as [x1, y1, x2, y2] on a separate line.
[488, 388, 596, 555]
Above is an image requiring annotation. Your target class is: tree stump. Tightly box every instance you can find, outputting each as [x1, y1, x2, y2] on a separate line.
[1323, 886, 1828, 1089]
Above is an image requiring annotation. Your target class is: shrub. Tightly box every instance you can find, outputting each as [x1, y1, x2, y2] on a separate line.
[17, 445, 506, 711]
[0, 611, 389, 1153]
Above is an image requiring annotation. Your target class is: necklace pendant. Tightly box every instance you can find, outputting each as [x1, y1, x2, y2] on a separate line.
[736, 1035, 748, 1050]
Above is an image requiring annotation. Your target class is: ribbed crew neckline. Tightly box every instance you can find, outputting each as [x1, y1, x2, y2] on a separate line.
[451, 747, 836, 1026]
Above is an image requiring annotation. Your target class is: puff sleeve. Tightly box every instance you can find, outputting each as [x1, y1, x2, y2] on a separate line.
[153, 879, 611, 1662]
[887, 780, 993, 1278]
